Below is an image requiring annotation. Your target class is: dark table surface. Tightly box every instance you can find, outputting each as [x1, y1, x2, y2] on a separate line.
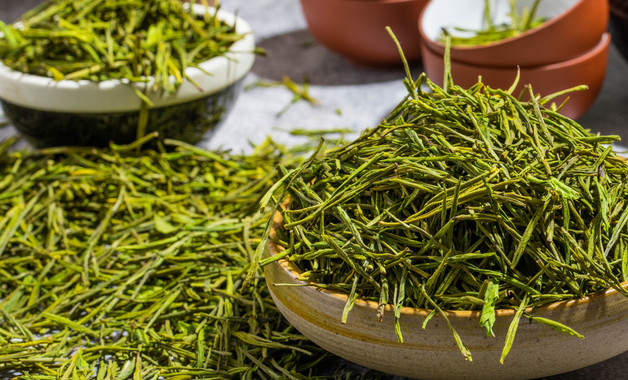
[2, 1, 628, 379]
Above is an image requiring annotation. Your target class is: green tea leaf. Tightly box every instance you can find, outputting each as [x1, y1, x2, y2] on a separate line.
[480, 281, 500, 337]
[529, 316, 584, 339]
[154, 214, 178, 234]
[501, 295, 528, 364]
[42, 312, 98, 338]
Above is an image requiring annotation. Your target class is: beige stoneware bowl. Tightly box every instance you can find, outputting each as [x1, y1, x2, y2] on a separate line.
[264, 211, 628, 380]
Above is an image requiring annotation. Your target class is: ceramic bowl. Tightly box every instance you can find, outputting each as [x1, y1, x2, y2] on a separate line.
[299, 0, 428, 66]
[419, 0, 608, 67]
[420, 32, 610, 120]
[264, 211, 628, 380]
[0, 4, 255, 148]
[610, 0, 628, 62]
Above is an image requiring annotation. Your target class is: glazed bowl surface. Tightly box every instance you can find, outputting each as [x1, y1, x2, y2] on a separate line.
[0, 4, 255, 147]
[299, 0, 428, 66]
[419, 0, 608, 67]
[264, 211, 628, 380]
[421, 32, 610, 120]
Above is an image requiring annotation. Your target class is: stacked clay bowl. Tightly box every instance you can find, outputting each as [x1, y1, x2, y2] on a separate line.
[419, 0, 609, 119]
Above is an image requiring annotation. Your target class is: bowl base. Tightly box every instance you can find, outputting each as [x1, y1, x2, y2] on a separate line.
[3, 80, 242, 148]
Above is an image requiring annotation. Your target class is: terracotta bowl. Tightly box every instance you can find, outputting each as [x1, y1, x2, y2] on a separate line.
[0, 5, 255, 147]
[420, 32, 610, 120]
[299, 0, 428, 66]
[264, 212, 628, 380]
[419, 0, 608, 67]
[610, 0, 628, 62]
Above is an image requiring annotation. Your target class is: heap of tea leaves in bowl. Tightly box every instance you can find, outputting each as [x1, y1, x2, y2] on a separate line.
[0, 0, 240, 92]
[257, 46, 628, 364]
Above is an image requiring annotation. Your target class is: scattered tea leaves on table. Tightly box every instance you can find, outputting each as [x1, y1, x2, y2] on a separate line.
[245, 76, 320, 117]
[0, 135, 379, 379]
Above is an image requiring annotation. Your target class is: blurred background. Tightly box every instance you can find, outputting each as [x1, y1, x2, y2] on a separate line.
[3, 0, 627, 153]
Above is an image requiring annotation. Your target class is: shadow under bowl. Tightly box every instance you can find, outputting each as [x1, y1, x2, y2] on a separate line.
[264, 211, 628, 380]
[610, 0, 628, 63]
[419, 0, 608, 67]
[0, 5, 255, 148]
[299, 0, 428, 67]
[420, 32, 611, 120]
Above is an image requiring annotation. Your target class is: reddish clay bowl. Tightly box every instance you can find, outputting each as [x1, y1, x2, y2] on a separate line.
[265, 211, 628, 380]
[299, 0, 428, 66]
[421, 32, 610, 120]
[419, 0, 608, 67]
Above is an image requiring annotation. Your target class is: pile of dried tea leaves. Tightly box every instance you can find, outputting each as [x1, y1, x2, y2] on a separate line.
[261, 66, 628, 361]
[0, 134, 383, 379]
[0, 0, 242, 93]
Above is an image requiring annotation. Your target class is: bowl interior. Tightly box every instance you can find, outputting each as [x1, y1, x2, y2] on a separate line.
[421, 0, 580, 43]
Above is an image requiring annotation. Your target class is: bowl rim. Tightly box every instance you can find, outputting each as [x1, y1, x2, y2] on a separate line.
[267, 199, 628, 320]
[0, 4, 255, 113]
[423, 31, 610, 71]
[419, 0, 587, 52]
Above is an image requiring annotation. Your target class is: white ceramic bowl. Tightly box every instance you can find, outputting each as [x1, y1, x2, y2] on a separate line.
[264, 211, 628, 380]
[0, 4, 255, 147]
